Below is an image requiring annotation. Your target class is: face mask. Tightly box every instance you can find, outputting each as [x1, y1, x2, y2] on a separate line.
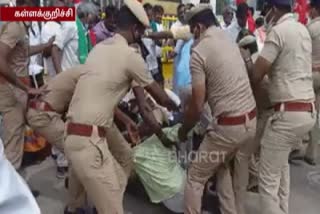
[264, 9, 275, 32]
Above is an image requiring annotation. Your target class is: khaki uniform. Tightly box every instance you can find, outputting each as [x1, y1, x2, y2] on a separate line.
[306, 17, 320, 162]
[184, 26, 257, 214]
[64, 34, 154, 214]
[258, 14, 316, 214]
[26, 66, 85, 158]
[0, 22, 29, 169]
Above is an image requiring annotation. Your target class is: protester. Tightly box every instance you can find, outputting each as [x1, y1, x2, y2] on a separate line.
[93, 5, 118, 44]
[51, 1, 98, 73]
[226, 2, 249, 42]
[221, 6, 234, 29]
[0, 138, 41, 214]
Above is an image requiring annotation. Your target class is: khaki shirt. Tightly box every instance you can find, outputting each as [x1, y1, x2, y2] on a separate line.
[307, 17, 320, 92]
[260, 14, 314, 103]
[191, 26, 256, 118]
[42, 66, 86, 114]
[0, 22, 29, 82]
[67, 34, 154, 127]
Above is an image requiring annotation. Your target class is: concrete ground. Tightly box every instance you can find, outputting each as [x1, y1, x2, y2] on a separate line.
[24, 147, 320, 214]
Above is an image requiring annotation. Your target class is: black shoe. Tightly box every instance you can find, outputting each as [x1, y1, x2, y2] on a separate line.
[304, 157, 316, 166]
[32, 190, 40, 198]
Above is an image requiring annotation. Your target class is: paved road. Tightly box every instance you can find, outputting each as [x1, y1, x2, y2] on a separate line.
[24, 147, 320, 214]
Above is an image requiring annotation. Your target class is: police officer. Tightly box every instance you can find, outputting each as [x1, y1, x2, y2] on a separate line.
[63, 0, 178, 213]
[0, 0, 52, 169]
[177, 5, 257, 214]
[305, 0, 320, 165]
[244, 0, 316, 213]
[26, 66, 85, 178]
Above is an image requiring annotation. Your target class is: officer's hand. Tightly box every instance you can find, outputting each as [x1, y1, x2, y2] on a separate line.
[126, 120, 140, 145]
[178, 127, 188, 142]
[240, 48, 251, 60]
[27, 86, 50, 96]
[158, 132, 175, 148]
[47, 36, 55, 47]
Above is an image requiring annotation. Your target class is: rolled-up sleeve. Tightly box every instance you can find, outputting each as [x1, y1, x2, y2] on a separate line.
[171, 25, 192, 41]
[190, 50, 206, 85]
[0, 22, 22, 48]
[53, 22, 77, 50]
[260, 29, 281, 64]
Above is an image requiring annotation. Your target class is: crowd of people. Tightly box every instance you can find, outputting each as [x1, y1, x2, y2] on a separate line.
[0, 0, 320, 213]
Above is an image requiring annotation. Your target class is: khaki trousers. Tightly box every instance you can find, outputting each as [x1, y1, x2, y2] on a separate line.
[26, 108, 68, 167]
[26, 108, 65, 151]
[248, 110, 274, 188]
[306, 94, 320, 161]
[184, 117, 256, 214]
[259, 111, 315, 214]
[0, 84, 26, 169]
[65, 124, 132, 213]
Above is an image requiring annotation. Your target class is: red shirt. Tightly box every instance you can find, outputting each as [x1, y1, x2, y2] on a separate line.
[294, 0, 308, 25]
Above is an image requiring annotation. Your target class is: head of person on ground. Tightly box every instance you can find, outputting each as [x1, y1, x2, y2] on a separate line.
[143, 3, 154, 21]
[223, 6, 234, 27]
[185, 4, 220, 41]
[309, 0, 320, 20]
[255, 16, 264, 28]
[104, 5, 118, 32]
[153, 4, 164, 24]
[116, 0, 150, 45]
[77, 1, 99, 29]
[237, 29, 258, 56]
[236, 2, 249, 28]
[262, 0, 293, 28]
[177, 3, 186, 24]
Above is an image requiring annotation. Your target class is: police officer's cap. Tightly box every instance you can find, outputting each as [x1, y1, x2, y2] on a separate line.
[185, 4, 212, 23]
[266, 0, 292, 6]
[124, 0, 150, 27]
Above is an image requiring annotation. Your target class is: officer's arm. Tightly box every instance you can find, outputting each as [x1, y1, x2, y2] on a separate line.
[0, 42, 30, 92]
[132, 86, 162, 135]
[145, 25, 191, 41]
[249, 56, 272, 87]
[248, 30, 280, 88]
[178, 51, 206, 141]
[144, 82, 179, 111]
[29, 36, 55, 56]
[128, 51, 179, 111]
[51, 46, 63, 74]
[313, 64, 320, 72]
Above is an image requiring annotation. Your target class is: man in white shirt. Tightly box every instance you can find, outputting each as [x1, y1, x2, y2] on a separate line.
[226, 2, 249, 42]
[0, 138, 41, 214]
[221, 6, 234, 29]
[51, 2, 98, 73]
[29, 21, 44, 87]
